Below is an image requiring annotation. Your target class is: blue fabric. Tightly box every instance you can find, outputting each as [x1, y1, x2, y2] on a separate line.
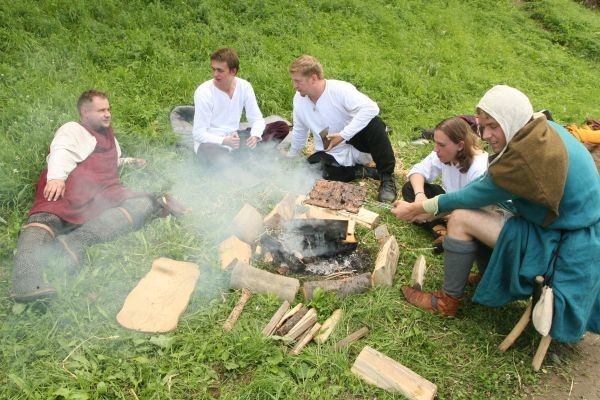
[439, 122, 600, 343]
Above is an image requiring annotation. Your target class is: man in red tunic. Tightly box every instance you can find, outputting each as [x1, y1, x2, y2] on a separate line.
[11, 90, 163, 301]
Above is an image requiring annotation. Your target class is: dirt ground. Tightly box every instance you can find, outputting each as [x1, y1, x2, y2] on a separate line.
[526, 332, 600, 400]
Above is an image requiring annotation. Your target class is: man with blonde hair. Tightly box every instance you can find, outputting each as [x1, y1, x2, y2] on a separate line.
[287, 55, 397, 202]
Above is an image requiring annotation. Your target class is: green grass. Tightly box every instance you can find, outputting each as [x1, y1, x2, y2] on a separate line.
[1, 0, 599, 399]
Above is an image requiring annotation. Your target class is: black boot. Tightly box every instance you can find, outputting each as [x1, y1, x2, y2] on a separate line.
[378, 174, 397, 203]
[354, 165, 380, 180]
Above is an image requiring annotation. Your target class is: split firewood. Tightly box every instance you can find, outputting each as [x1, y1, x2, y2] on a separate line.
[291, 322, 322, 355]
[334, 326, 369, 351]
[229, 260, 300, 302]
[410, 255, 427, 291]
[275, 303, 304, 330]
[231, 204, 264, 244]
[351, 346, 437, 400]
[373, 224, 390, 246]
[298, 195, 380, 228]
[261, 300, 290, 336]
[314, 309, 343, 344]
[284, 308, 318, 341]
[263, 193, 296, 229]
[223, 288, 252, 332]
[218, 235, 251, 270]
[276, 306, 308, 336]
[371, 235, 399, 288]
[303, 272, 371, 301]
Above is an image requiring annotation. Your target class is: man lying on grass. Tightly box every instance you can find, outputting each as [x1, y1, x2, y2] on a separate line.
[10, 90, 173, 302]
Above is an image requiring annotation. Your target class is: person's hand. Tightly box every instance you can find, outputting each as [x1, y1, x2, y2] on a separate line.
[325, 133, 344, 151]
[246, 135, 259, 149]
[43, 179, 66, 201]
[414, 192, 428, 201]
[391, 200, 433, 223]
[223, 132, 240, 149]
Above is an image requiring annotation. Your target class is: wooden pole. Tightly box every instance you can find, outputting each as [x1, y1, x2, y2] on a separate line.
[223, 288, 252, 332]
[498, 301, 532, 352]
[532, 335, 552, 371]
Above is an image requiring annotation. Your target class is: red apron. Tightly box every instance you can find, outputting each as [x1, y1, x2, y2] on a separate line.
[29, 124, 142, 224]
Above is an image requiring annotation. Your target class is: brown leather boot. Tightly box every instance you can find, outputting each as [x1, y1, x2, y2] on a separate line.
[467, 272, 483, 287]
[401, 286, 461, 317]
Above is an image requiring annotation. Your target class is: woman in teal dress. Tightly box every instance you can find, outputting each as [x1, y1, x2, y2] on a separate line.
[392, 85, 600, 342]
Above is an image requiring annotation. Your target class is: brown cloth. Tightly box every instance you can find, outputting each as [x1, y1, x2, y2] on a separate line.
[488, 117, 568, 227]
[29, 124, 142, 224]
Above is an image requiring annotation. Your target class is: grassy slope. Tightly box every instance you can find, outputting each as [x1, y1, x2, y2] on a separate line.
[1, 0, 599, 399]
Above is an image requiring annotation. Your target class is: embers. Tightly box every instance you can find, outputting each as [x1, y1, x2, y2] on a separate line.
[261, 218, 358, 273]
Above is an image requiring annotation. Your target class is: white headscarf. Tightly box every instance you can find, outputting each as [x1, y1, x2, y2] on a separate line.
[476, 85, 533, 165]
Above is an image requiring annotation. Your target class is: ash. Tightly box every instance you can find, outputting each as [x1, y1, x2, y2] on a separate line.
[304, 251, 370, 276]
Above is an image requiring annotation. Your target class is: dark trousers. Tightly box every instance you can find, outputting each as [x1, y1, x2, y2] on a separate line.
[306, 116, 395, 181]
[401, 181, 446, 232]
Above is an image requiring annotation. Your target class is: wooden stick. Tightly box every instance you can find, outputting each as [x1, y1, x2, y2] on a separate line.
[410, 255, 426, 291]
[275, 303, 303, 330]
[498, 301, 532, 352]
[261, 301, 290, 336]
[277, 307, 308, 336]
[291, 322, 322, 355]
[314, 309, 343, 344]
[351, 346, 437, 400]
[532, 335, 552, 371]
[284, 308, 318, 341]
[334, 326, 369, 351]
[223, 288, 252, 332]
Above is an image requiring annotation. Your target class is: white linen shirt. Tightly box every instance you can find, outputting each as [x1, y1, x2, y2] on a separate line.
[407, 151, 489, 193]
[192, 77, 266, 152]
[46, 121, 122, 181]
[287, 80, 378, 167]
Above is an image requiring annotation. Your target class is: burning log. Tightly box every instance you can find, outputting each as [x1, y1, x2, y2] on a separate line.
[229, 260, 300, 302]
[371, 235, 399, 288]
[223, 288, 252, 332]
[116, 258, 200, 333]
[276, 306, 308, 336]
[334, 326, 369, 351]
[219, 235, 252, 270]
[303, 272, 371, 301]
[263, 193, 296, 229]
[314, 309, 343, 344]
[351, 346, 437, 400]
[231, 204, 264, 244]
[410, 255, 427, 291]
[284, 308, 318, 341]
[291, 322, 322, 355]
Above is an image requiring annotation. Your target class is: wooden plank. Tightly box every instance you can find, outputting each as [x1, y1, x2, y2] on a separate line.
[284, 308, 318, 341]
[371, 236, 399, 288]
[297, 195, 379, 228]
[223, 288, 252, 332]
[291, 322, 321, 355]
[218, 235, 251, 270]
[261, 301, 290, 336]
[351, 346, 437, 400]
[410, 255, 427, 291]
[314, 309, 343, 344]
[229, 261, 300, 302]
[334, 326, 369, 351]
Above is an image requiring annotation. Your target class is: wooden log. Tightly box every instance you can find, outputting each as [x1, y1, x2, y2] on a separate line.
[291, 322, 321, 355]
[334, 326, 369, 351]
[303, 272, 371, 301]
[410, 255, 427, 291]
[263, 193, 296, 229]
[284, 308, 318, 341]
[276, 306, 308, 336]
[275, 303, 303, 330]
[498, 301, 532, 352]
[371, 236, 399, 288]
[229, 261, 300, 302]
[223, 288, 252, 332]
[314, 309, 343, 344]
[532, 335, 552, 371]
[231, 204, 264, 244]
[218, 235, 252, 270]
[351, 346, 437, 400]
[373, 224, 390, 246]
[261, 301, 290, 336]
